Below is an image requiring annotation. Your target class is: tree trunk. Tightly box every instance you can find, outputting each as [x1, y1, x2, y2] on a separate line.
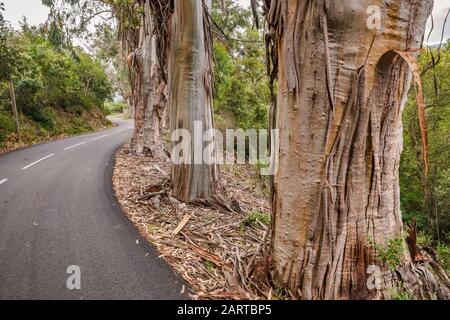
[168, 0, 218, 202]
[266, 0, 449, 299]
[130, 0, 167, 158]
[8, 79, 19, 137]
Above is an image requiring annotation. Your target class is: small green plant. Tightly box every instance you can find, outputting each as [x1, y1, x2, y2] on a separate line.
[390, 284, 414, 300]
[104, 101, 126, 115]
[416, 232, 449, 274]
[0, 110, 15, 143]
[146, 224, 157, 234]
[416, 231, 433, 247]
[369, 236, 404, 270]
[204, 260, 216, 272]
[242, 211, 271, 228]
[436, 242, 450, 274]
[255, 160, 269, 171]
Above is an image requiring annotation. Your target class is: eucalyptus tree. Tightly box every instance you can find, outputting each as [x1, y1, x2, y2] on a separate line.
[263, 0, 450, 299]
[169, 0, 219, 201]
[129, 0, 171, 158]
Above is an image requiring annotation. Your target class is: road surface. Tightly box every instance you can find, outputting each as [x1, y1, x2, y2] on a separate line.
[0, 118, 186, 299]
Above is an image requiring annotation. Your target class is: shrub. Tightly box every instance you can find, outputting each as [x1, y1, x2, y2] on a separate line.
[0, 110, 15, 143]
[436, 242, 450, 273]
[104, 101, 125, 115]
[369, 236, 405, 270]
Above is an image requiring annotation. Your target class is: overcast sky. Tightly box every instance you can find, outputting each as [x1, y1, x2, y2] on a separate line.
[2, 0, 449, 45]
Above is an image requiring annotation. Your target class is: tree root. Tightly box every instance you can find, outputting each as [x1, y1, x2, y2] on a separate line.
[392, 222, 450, 300]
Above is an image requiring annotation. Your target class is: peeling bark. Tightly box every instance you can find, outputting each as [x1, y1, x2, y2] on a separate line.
[266, 0, 449, 299]
[169, 0, 218, 202]
[130, 0, 167, 158]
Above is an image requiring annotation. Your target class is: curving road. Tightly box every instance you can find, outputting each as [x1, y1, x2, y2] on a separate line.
[0, 118, 186, 300]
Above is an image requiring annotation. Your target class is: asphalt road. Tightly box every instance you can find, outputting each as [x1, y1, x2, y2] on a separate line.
[0, 118, 186, 300]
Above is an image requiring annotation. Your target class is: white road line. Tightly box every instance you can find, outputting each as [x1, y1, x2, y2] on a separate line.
[0, 178, 8, 185]
[22, 154, 55, 170]
[64, 141, 87, 150]
[115, 128, 131, 134]
[92, 134, 110, 141]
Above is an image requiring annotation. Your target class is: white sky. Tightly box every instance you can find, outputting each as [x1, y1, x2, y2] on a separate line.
[2, 0, 449, 44]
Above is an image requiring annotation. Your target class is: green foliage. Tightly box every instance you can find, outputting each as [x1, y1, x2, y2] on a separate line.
[64, 117, 94, 135]
[242, 211, 271, 228]
[0, 107, 108, 149]
[104, 101, 125, 115]
[0, 26, 21, 81]
[212, 2, 269, 131]
[436, 241, 450, 273]
[0, 110, 15, 141]
[369, 236, 404, 270]
[0, 24, 112, 147]
[417, 231, 434, 247]
[400, 42, 450, 243]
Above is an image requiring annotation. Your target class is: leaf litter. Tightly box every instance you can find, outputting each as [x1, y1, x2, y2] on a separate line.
[113, 144, 273, 300]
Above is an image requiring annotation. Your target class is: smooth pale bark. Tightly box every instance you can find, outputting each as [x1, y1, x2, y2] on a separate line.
[130, 0, 166, 158]
[169, 0, 218, 202]
[8, 79, 19, 136]
[267, 0, 449, 299]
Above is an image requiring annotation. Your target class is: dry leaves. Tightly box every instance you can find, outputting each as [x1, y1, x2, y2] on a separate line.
[113, 144, 273, 300]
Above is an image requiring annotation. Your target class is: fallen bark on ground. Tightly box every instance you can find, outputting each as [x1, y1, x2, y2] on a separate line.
[113, 144, 272, 299]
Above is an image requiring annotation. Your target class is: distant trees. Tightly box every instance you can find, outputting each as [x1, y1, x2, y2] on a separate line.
[0, 25, 112, 144]
[212, 0, 269, 131]
[401, 42, 450, 243]
[36, 0, 449, 299]
[83, 0, 168, 158]
[0, 25, 20, 136]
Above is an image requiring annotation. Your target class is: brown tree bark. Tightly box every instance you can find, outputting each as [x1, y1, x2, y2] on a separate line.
[265, 0, 449, 299]
[168, 0, 218, 202]
[130, 0, 167, 158]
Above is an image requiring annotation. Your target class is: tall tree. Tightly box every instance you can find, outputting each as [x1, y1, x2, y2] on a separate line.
[0, 25, 20, 137]
[169, 0, 218, 202]
[265, 0, 449, 299]
[130, 0, 170, 158]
